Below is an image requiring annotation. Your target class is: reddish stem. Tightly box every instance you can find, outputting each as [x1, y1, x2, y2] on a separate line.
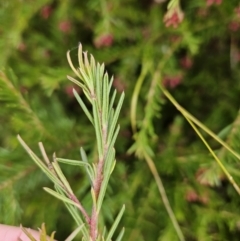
[69, 193, 90, 224]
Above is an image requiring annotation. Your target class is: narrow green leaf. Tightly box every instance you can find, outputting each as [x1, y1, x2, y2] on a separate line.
[104, 147, 115, 174]
[96, 235, 101, 241]
[97, 174, 111, 213]
[79, 68, 92, 90]
[29, 152, 60, 185]
[83, 51, 90, 71]
[64, 224, 84, 241]
[52, 161, 73, 194]
[90, 55, 96, 78]
[80, 147, 95, 184]
[78, 43, 84, 69]
[97, 148, 115, 213]
[55, 185, 88, 238]
[67, 50, 82, 80]
[80, 147, 88, 163]
[67, 76, 92, 103]
[95, 63, 102, 109]
[82, 88, 92, 103]
[107, 92, 125, 145]
[108, 108, 114, 133]
[115, 228, 125, 241]
[66, 203, 82, 225]
[109, 89, 117, 115]
[83, 52, 94, 87]
[93, 101, 103, 157]
[17, 135, 61, 186]
[102, 73, 109, 124]
[67, 75, 87, 90]
[106, 205, 125, 241]
[108, 76, 114, 95]
[100, 63, 105, 81]
[102, 127, 119, 175]
[57, 158, 91, 168]
[110, 160, 116, 174]
[106, 125, 120, 160]
[90, 55, 97, 95]
[44, 187, 80, 208]
[67, 75, 89, 94]
[217, 123, 232, 139]
[102, 226, 106, 239]
[91, 187, 97, 208]
[73, 89, 93, 125]
[92, 163, 97, 178]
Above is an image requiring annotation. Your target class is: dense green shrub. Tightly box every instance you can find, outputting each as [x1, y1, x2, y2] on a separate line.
[1, 0, 240, 240]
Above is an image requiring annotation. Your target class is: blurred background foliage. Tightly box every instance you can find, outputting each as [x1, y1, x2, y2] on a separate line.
[1, 0, 240, 240]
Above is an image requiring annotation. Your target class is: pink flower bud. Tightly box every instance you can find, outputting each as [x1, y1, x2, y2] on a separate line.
[164, 9, 184, 28]
[228, 21, 240, 32]
[185, 190, 199, 203]
[206, 0, 222, 6]
[162, 75, 183, 88]
[40, 5, 52, 19]
[58, 20, 72, 34]
[94, 34, 114, 48]
[180, 56, 193, 69]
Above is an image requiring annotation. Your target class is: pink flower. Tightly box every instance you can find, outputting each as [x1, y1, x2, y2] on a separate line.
[180, 56, 193, 69]
[40, 5, 52, 19]
[185, 190, 209, 205]
[162, 75, 183, 88]
[228, 21, 240, 32]
[206, 0, 222, 6]
[185, 190, 199, 203]
[164, 9, 184, 28]
[58, 20, 72, 33]
[94, 34, 114, 48]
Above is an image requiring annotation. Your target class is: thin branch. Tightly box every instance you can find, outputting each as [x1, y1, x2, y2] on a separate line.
[143, 153, 185, 241]
[69, 193, 90, 224]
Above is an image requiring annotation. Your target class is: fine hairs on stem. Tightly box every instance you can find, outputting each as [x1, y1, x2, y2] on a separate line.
[18, 43, 125, 241]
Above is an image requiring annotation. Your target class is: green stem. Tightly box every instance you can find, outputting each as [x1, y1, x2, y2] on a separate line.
[143, 153, 185, 241]
[184, 114, 240, 195]
[160, 86, 240, 195]
[160, 86, 240, 161]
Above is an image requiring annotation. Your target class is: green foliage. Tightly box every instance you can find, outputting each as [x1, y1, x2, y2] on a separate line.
[1, 0, 240, 240]
[18, 44, 125, 241]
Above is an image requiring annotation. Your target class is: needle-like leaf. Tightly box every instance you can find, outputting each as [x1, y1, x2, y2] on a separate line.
[106, 205, 125, 241]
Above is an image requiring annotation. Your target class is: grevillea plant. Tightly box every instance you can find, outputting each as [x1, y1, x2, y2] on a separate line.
[17, 43, 125, 241]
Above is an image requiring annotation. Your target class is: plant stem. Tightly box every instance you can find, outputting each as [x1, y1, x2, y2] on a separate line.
[144, 152, 185, 241]
[90, 95, 109, 241]
[69, 193, 91, 224]
[160, 86, 240, 195]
